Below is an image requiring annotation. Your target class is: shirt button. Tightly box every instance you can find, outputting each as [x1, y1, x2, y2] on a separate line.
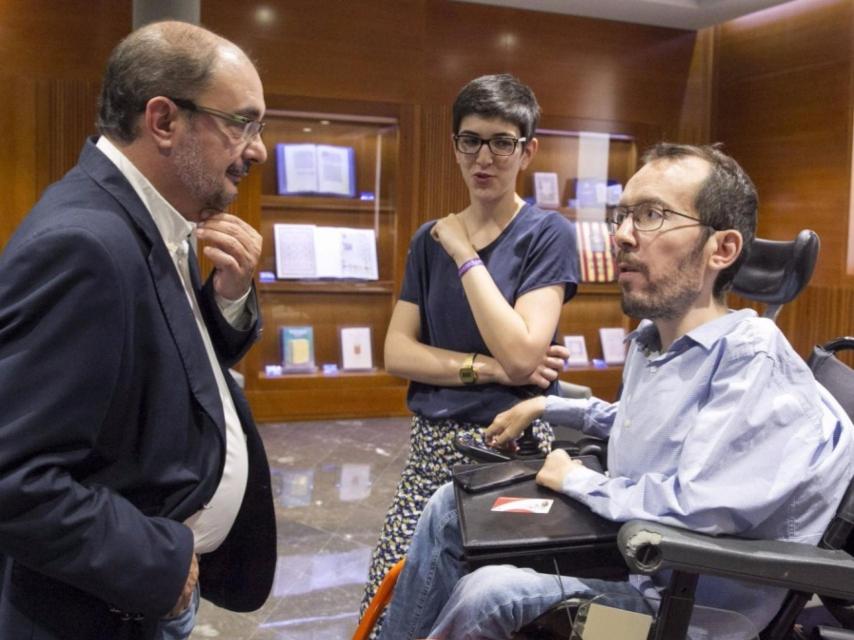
[624, 418, 631, 428]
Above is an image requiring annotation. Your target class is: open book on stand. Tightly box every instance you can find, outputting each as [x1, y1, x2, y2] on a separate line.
[276, 143, 356, 197]
[274, 223, 378, 280]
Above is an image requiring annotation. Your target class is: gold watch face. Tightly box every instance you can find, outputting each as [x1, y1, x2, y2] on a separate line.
[460, 367, 477, 384]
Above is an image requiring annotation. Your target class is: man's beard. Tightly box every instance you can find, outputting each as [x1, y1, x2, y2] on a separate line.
[174, 134, 235, 213]
[619, 241, 706, 321]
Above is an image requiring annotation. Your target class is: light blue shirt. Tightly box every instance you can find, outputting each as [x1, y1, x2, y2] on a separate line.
[544, 309, 853, 628]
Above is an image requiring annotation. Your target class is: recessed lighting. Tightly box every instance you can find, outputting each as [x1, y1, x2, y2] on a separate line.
[254, 6, 275, 25]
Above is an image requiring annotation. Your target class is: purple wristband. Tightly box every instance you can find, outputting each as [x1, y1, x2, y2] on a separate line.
[457, 257, 484, 278]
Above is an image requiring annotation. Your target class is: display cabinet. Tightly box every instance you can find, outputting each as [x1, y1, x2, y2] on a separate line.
[235, 105, 657, 420]
[238, 96, 415, 421]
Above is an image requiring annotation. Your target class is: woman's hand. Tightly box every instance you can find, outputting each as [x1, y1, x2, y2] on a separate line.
[431, 214, 476, 263]
[485, 396, 547, 448]
[486, 343, 568, 388]
[528, 343, 569, 387]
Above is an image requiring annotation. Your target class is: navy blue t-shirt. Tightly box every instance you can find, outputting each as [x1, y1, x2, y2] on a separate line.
[399, 204, 579, 424]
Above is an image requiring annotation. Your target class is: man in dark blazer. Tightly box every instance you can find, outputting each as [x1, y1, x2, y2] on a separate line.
[0, 21, 276, 640]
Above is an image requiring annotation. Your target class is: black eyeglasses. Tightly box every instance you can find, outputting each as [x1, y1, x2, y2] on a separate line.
[169, 97, 265, 142]
[453, 133, 527, 157]
[605, 202, 715, 235]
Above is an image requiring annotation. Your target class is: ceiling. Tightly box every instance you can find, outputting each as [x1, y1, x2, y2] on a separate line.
[453, 0, 798, 30]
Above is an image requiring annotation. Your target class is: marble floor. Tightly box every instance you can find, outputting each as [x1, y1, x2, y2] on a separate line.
[187, 418, 845, 639]
[189, 417, 412, 640]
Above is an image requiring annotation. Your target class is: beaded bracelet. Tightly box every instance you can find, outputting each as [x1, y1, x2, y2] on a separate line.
[457, 257, 484, 278]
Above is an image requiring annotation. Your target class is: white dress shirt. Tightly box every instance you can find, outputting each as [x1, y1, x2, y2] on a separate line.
[96, 136, 249, 554]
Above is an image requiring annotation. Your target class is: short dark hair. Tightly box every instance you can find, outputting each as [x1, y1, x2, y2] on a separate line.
[96, 22, 220, 144]
[642, 142, 758, 299]
[452, 74, 540, 141]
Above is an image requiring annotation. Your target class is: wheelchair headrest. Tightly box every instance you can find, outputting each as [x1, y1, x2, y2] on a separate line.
[732, 229, 819, 306]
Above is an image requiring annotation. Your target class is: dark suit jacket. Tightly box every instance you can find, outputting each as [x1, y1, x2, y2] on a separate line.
[0, 139, 276, 639]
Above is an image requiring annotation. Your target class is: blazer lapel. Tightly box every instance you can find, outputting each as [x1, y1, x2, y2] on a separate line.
[77, 139, 226, 435]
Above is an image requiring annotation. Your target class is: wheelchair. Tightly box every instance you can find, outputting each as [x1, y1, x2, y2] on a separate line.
[355, 230, 854, 640]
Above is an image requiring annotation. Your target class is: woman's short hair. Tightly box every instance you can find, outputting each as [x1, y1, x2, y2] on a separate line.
[452, 74, 540, 141]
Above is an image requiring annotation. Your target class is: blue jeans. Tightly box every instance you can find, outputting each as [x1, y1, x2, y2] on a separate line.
[378, 482, 647, 640]
[154, 582, 200, 640]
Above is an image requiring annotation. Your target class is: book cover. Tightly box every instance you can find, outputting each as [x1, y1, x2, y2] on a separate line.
[599, 327, 627, 365]
[276, 143, 356, 197]
[563, 335, 589, 367]
[340, 326, 373, 370]
[281, 325, 316, 372]
[533, 171, 560, 207]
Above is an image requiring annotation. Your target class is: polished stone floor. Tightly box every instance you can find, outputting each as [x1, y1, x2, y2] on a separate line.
[189, 417, 411, 640]
[188, 417, 844, 639]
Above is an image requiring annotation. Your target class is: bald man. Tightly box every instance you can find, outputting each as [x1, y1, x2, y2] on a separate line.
[0, 21, 275, 640]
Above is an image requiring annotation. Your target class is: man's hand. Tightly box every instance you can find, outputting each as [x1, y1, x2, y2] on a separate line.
[430, 214, 475, 263]
[485, 396, 546, 448]
[168, 553, 199, 617]
[536, 449, 584, 492]
[195, 212, 262, 300]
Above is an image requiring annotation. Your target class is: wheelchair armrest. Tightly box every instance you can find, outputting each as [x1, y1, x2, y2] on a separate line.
[617, 519, 854, 601]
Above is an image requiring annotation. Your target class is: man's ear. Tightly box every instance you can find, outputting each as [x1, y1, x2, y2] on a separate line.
[708, 229, 743, 273]
[519, 137, 538, 171]
[143, 96, 179, 150]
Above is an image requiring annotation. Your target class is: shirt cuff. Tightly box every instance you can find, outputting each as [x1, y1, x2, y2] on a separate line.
[216, 289, 251, 329]
[560, 463, 608, 501]
[543, 395, 589, 426]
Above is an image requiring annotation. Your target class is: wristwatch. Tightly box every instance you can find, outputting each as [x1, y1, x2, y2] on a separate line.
[459, 353, 478, 385]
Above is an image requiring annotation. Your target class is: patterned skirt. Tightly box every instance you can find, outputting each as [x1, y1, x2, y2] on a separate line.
[359, 413, 554, 636]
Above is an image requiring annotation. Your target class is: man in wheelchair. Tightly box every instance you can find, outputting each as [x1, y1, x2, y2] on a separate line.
[375, 143, 854, 639]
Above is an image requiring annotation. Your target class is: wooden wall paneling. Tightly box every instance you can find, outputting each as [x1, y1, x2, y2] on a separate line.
[712, 0, 854, 362]
[0, 1, 130, 82]
[34, 79, 100, 194]
[786, 286, 854, 366]
[714, 0, 853, 285]
[1, 77, 37, 252]
[421, 0, 698, 134]
[2, 78, 99, 251]
[676, 26, 715, 144]
[715, 62, 850, 281]
[203, 0, 426, 104]
[247, 371, 408, 422]
[417, 104, 470, 226]
[0, 0, 128, 249]
[714, 0, 850, 84]
[391, 103, 420, 286]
